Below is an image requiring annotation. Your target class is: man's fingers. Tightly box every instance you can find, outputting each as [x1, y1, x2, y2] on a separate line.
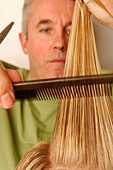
[99, 0, 113, 16]
[0, 65, 21, 109]
[83, 0, 113, 29]
[0, 92, 15, 109]
[6, 69, 22, 82]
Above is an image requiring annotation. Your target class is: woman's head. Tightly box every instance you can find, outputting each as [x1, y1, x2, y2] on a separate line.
[16, 141, 52, 169]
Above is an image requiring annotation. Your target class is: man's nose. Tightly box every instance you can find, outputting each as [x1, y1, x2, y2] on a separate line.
[53, 33, 66, 51]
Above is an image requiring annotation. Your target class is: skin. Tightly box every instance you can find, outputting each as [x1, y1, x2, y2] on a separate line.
[83, 0, 113, 30]
[0, 0, 113, 109]
[19, 0, 74, 80]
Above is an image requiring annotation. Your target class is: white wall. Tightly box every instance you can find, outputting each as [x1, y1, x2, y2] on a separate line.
[0, 0, 29, 69]
[92, 16, 113, 71]
[0, 0, 113, 70]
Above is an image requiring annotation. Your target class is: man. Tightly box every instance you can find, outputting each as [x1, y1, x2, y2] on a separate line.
[0, 0, 113, 169]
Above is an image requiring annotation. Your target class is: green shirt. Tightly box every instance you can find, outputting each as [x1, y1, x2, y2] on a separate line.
[0, 61, 113, 170]
[0, 62, 59, 170]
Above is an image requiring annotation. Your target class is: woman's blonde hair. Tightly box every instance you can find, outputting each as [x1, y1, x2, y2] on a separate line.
[16, 141, 51, 169]
[16, 0, 113, 169]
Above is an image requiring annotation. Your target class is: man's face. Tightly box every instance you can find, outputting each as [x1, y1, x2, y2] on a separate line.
[20, 0, 74, 80]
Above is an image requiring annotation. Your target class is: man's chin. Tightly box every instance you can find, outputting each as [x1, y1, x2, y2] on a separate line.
[47, 72, 64, 79]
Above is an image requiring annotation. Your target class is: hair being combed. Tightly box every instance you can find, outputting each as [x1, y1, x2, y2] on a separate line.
[16, 0, 113, 169]
[50, 0, 113, 169]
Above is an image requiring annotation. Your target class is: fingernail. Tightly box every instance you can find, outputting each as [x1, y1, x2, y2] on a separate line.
[1, 92, 15, 108]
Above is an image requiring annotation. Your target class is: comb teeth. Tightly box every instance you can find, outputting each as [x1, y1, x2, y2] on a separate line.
[35, 84, 111, 100]
[14, 85, 112, 100]
[13, 74, 113, 101]
[14, 82, 113, 100]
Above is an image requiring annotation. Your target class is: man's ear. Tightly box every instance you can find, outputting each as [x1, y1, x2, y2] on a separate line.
[19, 33, 28, 54]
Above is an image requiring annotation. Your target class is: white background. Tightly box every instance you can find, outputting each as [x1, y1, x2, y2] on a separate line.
[0, 0, 29, 69]
[0, 0, 113, 70]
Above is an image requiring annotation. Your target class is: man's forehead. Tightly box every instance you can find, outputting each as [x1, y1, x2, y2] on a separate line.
[30, 0, 75, 9]
[30, 0, 75, 3]
[29, 0, 74, 24]
[29, 0, 75, 15]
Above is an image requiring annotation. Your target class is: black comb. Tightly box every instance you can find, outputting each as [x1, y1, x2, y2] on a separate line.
[13, 73, 113, 100]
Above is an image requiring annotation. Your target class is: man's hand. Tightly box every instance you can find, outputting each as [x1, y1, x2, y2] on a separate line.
[83, 0, 113, 30]
[0, 64, 22, 109]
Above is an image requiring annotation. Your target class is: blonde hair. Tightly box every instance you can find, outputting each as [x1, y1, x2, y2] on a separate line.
[16, 141, 52, 170]
[16, 0, 113, 169]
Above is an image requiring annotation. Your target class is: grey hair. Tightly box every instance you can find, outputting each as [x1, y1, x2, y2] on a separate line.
[22, 0, 37, 35]
[22, 0, 75, 35]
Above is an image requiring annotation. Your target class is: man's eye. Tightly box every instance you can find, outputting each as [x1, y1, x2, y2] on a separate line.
[41, 28, 50, 33]
[66, 30, 71, 35]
